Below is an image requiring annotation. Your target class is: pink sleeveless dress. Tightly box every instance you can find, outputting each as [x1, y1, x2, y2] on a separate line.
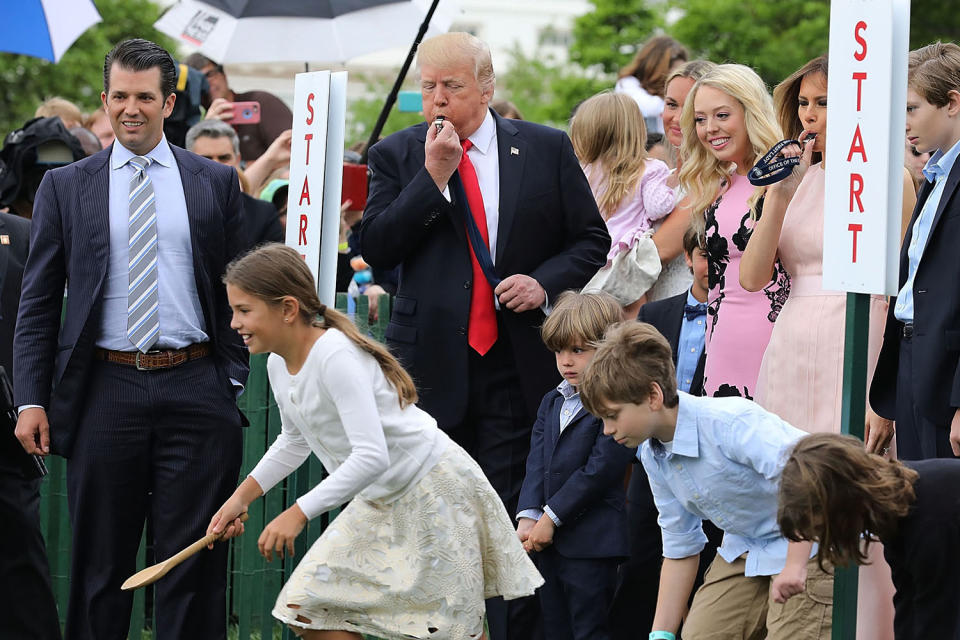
[703, 172, 790, 399]
[753, 163, 895, 640]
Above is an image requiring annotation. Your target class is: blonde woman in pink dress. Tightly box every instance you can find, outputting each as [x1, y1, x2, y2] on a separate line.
[678, 64, 789, 398]
[740, 56, 918, 640]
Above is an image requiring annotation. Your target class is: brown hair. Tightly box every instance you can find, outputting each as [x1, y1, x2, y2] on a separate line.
[619, 36, 689, 98]
[682, 225, 705, 257]
[908, 42, 960, 108]
[778, 433, 918, 571]
[580, 321, 679, 417]
[541, 290, 622, 352]
[774, 56, 828, 165]
[224, 244, 418, 407]
[570, 91, 649, 217]
[35, 97, 84, 128]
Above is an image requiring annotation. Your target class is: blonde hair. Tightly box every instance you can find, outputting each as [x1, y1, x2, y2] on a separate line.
[417, 32, 495, 94]
[908, 42, 960, 108]
[35, 97, 84, 128]
[570, 92, 649, 217]
[778, 433, 918, 571]
[541, 290, 622, 352]
[678, 64, 782, 233]
[774, 56, 828, 165]
[619, 36, 689, 98]
[580, 322, 679, 417]
[663, 59, 717, 98]
[224, 244, 418, 408]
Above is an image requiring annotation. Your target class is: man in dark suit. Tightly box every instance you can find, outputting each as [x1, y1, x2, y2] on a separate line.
[0, 211, 62, 640]
[185, 119, 283, 250]
[871, 42, 960, 461]
[360, 32, 609, 640]
[14, 39, 248, 640]
[609, 227, 716, 639]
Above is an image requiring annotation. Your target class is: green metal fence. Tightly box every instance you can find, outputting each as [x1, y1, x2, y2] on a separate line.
[40, 293, 391, 639]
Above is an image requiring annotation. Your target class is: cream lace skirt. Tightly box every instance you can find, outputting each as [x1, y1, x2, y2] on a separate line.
[273, 442, 543, 639]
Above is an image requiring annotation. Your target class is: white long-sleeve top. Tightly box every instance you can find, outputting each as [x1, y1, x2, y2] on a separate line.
[614, 75, 665, 134]
[248, 328, 447, 520]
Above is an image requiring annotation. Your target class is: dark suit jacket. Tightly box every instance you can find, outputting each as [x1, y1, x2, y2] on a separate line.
[638, 292, 705, 397]
[517, 389, 634, 559]
[1, 212, 30, 471]
[360, 111, 610, 426]
[240, 192, 282, 251]
[13, 145, 249, 456]
[871, 158, 960, 425]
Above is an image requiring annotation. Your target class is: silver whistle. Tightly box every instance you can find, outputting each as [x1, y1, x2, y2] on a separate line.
[434, 115, 445, 132]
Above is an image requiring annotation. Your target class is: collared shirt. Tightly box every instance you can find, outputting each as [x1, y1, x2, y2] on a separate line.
[441, 109, 500, 260]
[517, 379, 584, 526]
[895, 136, 960, 323]
[676, 290, 706, 393]
[640, 392, 809, 577]
[96, 136, 208, 350]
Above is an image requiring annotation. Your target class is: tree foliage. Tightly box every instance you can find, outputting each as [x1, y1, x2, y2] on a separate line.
[497, 45, 610, 130]
[570, 0, 661, 74]
[0, 0, 176, 137]
[669, 0, 830, 89]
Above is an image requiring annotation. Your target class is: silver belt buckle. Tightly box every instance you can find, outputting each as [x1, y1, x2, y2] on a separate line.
[135, 350, 162, 371]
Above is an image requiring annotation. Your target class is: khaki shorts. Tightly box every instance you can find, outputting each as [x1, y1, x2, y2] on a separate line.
[682, 553, 833, 640]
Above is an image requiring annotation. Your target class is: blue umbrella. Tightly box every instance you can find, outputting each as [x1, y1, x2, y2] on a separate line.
[0, 0, 102, 62]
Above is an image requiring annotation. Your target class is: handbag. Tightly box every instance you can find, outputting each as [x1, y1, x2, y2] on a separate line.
[583, 230, 662, 306]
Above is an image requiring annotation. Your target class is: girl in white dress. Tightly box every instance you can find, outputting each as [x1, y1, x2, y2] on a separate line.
[209, 244, 542, 640]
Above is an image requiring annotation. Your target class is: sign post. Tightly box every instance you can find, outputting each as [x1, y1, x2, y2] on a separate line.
[823, 1, 909, 637]
[286, 70, 348, 305]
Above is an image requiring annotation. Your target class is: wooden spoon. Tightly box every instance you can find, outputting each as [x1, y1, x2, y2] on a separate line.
[121, 512, 249, 591]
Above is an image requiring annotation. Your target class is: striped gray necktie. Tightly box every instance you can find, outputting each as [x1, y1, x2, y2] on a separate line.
[127, 155, 159, 353]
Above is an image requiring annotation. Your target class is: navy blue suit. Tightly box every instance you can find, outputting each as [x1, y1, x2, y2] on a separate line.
[361, 110, 608, 640]
[518, 388, 634, 640]
[871, 159, 960, 459]
[13, 145, 248, 640]
[0, 211, 61, 640]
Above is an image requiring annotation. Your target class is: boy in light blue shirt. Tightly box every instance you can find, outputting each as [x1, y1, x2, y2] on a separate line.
[580, 322, 832, 640]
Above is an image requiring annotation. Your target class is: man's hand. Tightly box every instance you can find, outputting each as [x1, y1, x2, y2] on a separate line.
[204, 97, 234, 122]
[495, 274, 546, 312]
[950, 408, 960, 457]
[258, 504, 307, 562]
[516, 517, 536, 543]
[424, 119, 461, 191]
[522, 512, 555, 553]
[771, 559, 807, 603]
[260, 128, 292, 168]
[865, 408, 895, 455]
[15, 407, 50, 456]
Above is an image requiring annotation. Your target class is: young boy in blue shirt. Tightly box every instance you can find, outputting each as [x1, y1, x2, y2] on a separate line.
[580, 321, 832, 640]
[516, 291, 636, 640]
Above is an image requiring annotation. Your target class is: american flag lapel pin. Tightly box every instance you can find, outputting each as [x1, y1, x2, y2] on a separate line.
[510, 146, 519, 156]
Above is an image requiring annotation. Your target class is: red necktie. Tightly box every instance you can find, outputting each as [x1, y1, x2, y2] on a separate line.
[459, 139, 497, 355]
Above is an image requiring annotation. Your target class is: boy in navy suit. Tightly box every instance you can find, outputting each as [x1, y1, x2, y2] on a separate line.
[610, 227, 719, 639]
[516, 290, 635, 640]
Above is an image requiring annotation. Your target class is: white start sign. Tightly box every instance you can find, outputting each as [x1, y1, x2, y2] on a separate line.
[822, 0, 910, 295]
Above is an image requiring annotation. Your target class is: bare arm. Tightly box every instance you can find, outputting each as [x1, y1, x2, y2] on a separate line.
[651, 554, 700, 634]
[740, 138, 814, 292]
[651, 198, 692, 263]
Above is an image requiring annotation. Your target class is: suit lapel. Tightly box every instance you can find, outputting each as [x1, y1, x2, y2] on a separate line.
[171, 147, 207, 270]
[80, 150, 112, 282]
[495, 112, 525, 266]
[927, 159, 960, 239]
[544, 393, 565, 467]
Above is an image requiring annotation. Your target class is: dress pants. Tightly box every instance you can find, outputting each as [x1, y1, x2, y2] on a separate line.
[896, 336, 954, 460]
[65, 357, 242, 640]
[445, 314, 543, 640]
[0, 466, 62, 640]
[536, 546, 618, 640]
